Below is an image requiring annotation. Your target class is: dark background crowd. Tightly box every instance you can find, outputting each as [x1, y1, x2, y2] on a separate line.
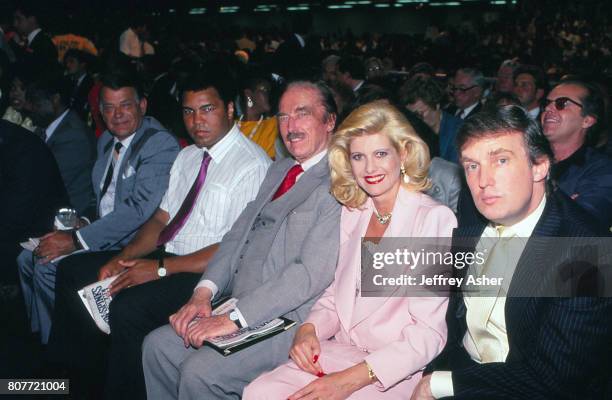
[1, 0, 611, 396]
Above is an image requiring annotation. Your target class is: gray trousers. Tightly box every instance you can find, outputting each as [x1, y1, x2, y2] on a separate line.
[142, 324, 295, 400]
[17, 249, 59, 344]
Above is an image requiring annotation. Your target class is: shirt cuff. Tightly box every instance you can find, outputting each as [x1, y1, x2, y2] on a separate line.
[430, 371, 454, 399]
[232, 305, 249, 328]
[75, 230, 90, 251]
[195, 279, 218, 299]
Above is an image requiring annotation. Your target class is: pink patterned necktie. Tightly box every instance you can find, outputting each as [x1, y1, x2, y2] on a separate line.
[157, 151, 212, 246]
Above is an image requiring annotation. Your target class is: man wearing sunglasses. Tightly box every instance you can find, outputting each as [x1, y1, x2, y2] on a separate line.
[542, 79, 612, 227]
[450, 68, 485, 120]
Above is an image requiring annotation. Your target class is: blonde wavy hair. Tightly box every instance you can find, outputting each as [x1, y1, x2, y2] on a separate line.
[329, 100, 431, 208]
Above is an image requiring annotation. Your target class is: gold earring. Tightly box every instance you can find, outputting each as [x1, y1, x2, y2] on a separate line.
[401, 166, 410, 184]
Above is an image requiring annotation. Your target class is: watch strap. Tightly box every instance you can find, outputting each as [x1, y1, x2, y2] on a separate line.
[71, 230, 83, 250]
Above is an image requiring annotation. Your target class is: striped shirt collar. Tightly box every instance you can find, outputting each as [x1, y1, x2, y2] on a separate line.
[198, 123, 241, 163]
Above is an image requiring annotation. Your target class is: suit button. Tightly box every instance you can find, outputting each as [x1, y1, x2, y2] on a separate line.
[239, 255, 244, 259]
[245, 240, 249, 244]
[262, 221, 266, 226]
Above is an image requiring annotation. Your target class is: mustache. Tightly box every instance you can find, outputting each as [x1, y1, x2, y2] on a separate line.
[286, 131, 305, 141]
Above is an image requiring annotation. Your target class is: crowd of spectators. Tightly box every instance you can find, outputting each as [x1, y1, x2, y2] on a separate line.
[1, 0, 612, 398]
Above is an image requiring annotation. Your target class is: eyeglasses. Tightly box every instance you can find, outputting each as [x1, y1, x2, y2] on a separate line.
[544, 97, 583, 110]
[277, 108, 314, 124]
[450, 85, 478, 93]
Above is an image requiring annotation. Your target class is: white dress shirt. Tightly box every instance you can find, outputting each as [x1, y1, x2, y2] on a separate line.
[76, 133, 136, 250]
[430, 196, 546, 398]
[195, 149, 327, 326]
[159, 123, 271, 256]
[27, 28, 41, 46]
[527, 106, 541, 120]
[45, 109, 69, 142]
[457, 101, 479, 119]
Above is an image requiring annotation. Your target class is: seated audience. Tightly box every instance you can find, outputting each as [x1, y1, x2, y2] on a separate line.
[493, 59, 520, 95]
[2, 71, 35, 131]
[244, 100, 456, 399]
[25, 77, 96, 216]
[237, 72, 279, 158]
[0, 120, 68, 287]
[63, 49, 95, 122]
[338, 55, 366, 94]
[47, 68, 271, 400]
[448, 68, 485, 120]
[512, 64, 547, 120]
[401, 76, 463, 163]
[543, 78, 612, 227]
[141, 81, 342, 399]
[17, 68, 179, 349]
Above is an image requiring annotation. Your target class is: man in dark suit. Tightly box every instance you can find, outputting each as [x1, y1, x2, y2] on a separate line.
[11, 4, 59, 76]
[25, 77, 96, 216]
[0, 120, 68, 286]
[542, 78, 612, 228]
[273, 18, 321, 80]
[448, 68, 484, 120]
[63, 49, 94, 122]
[337, 55, 366, 95]
[412, 106, 611, 400]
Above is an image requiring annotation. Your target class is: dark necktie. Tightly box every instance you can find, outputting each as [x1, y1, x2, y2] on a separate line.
[272, 164, 304, 201]
[157, 151, 212, 246]
[100, 142, 123, 197]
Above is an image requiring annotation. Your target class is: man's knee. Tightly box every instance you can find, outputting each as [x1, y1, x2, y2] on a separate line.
[142, 325, 173, 365]
[32, 262, 56, 289]
[177, 352, 216, 393]
[109, 288, 144, 330]
[178, 348, 242, 394]
[17, 250, 35, 278]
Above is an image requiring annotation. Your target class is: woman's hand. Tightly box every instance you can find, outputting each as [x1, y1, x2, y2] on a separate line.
[288, 362, 372, 400]
[289, 323, 322, 376]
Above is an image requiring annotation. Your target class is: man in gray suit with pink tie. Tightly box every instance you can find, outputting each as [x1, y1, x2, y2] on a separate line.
[142, 81, 343, 399]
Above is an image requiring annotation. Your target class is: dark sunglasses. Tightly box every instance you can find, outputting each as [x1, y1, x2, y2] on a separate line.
[544, 97, 583, 110]
[450, 85, 478, 93]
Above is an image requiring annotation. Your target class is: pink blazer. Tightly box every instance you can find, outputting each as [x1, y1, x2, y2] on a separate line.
[305, 188, 457, 391]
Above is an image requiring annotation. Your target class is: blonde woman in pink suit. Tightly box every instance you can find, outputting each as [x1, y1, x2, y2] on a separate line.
[243, 100, 457, 400]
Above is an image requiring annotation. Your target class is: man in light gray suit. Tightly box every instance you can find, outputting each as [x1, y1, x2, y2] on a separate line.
[142, 81, 342, 400]
[18, 69, 180, 348]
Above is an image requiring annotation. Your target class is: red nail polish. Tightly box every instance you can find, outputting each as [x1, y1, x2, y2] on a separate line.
[316, 371, 326, 377]
[313, 354, 319, 363]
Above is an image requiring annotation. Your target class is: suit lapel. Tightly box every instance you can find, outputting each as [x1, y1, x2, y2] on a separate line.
[93, 134, 114, 201]
[335, 206, 370, 331]
[506, 195, 561, 322]
[45, 110, 72, 147]
[349, 190, 421, 328]
[266, 155, 329, 213]
[112, 125, 147, 206]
